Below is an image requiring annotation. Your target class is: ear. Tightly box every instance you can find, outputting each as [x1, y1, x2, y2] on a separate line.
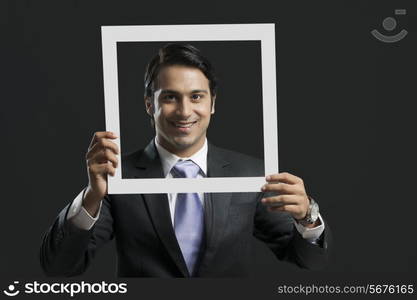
[211, 95, 216, 114]
[145, 96, 154, 116]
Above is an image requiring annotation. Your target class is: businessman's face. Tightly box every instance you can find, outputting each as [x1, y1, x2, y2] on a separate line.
[145, 65, 216, 157]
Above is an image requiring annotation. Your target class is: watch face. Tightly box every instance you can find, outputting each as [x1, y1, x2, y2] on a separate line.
[310, 202, 319, 220]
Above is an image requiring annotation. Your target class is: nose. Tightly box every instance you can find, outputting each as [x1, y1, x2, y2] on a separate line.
[176, 97, 192, 118]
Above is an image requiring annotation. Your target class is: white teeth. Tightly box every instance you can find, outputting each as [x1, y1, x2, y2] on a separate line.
[174, 122, 194, 128]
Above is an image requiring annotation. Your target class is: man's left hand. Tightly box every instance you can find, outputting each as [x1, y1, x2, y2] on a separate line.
[261, 172, 315, 226]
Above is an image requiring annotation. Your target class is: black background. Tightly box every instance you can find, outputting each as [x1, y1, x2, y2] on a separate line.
[1, 0, 416, 299]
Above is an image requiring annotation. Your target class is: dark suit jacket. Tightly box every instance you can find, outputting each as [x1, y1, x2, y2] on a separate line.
[40, 141, 331, 277]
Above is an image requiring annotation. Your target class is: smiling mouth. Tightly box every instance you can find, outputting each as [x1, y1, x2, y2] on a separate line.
[171, 121, 197, 128]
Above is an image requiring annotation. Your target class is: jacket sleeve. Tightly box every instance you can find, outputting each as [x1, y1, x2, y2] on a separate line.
[39, 194, 114, 277]
[253, 192, 332, 270]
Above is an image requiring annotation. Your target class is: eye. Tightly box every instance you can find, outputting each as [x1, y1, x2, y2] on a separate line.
[191, 94, 203, 101]
[162, 94, 176, 102]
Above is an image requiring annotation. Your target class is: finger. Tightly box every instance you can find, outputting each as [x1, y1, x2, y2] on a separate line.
[261, 182, 301, 194]
[261, 195, 300, 206]
[88, 149, 119, 168]
[88, 131, 118, 149]
[89, 162, 116, 177]
[267, 204, 303, 216]
[265, 172, 303, 185]
[87, 138, 119, 158]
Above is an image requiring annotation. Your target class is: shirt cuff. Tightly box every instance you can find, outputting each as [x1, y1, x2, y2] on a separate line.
[66, 189, 102, 230]
[293, 213, 325, 244]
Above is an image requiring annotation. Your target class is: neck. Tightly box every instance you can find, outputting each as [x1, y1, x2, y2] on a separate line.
[156, 136, 206, 158]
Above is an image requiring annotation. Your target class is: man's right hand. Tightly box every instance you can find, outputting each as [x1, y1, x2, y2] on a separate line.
[83, 131, 119, 217]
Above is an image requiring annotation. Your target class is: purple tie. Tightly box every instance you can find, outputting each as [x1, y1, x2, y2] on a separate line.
[171, 160, 204, 276]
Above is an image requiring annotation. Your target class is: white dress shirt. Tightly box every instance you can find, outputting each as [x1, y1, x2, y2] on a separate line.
[67, 138, 325, 243]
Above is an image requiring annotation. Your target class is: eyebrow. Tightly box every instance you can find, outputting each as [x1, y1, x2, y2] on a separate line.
[160, 89, 209, 95]
[190, 89, 209, 94]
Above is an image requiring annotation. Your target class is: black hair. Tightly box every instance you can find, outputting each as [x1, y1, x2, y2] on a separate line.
[144, 43, 218, 98]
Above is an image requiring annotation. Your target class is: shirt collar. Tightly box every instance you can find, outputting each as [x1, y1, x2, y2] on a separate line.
[154, 137, 208, 177]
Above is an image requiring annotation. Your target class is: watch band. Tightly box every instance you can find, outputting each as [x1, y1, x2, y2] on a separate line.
[297, 196, 319, 226]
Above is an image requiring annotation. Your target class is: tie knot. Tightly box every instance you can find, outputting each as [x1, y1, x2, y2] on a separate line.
[171, 160, 201, 178]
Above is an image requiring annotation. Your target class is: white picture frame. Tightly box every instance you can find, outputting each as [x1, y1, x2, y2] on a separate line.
[101, 23, 278, 194]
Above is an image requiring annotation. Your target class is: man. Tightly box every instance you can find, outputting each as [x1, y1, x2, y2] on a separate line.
[40, 43, 331, 277]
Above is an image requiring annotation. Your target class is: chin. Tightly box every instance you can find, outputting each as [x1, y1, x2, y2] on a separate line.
[171, 137, 197, 149]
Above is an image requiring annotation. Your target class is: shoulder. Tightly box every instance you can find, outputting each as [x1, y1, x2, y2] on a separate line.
[121, 140, 158, 168]
[121, 148, 145, 166]
[208, 144, 264, 177]
[119, 149, 143, 178]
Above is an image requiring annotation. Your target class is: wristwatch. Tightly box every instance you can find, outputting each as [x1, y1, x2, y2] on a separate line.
[297, 196, 319, 226]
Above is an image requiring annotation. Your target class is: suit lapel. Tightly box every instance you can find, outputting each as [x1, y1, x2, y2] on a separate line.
[129, 140, 189, 277]
[143, 193, 190, 277]
[198, 144, 233, 273]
